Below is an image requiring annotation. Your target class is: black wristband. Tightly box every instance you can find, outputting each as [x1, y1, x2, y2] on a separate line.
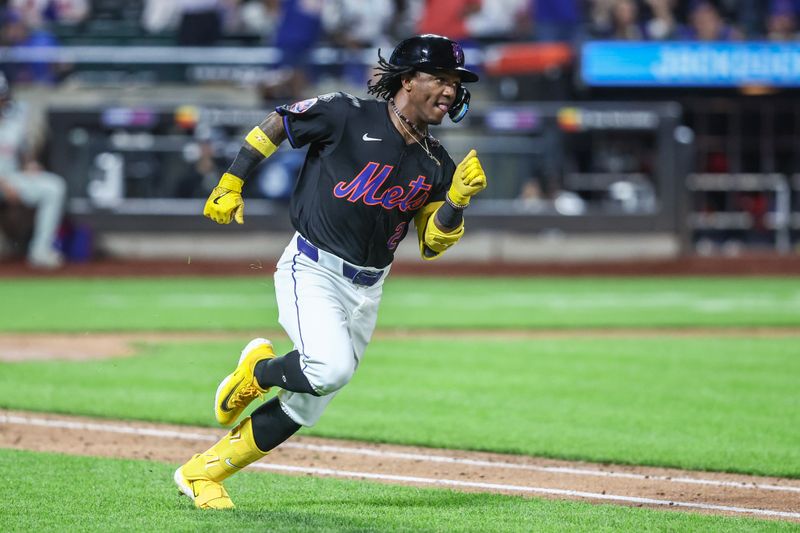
[226, 146, 264, 180]
[445, 193, 469, 210]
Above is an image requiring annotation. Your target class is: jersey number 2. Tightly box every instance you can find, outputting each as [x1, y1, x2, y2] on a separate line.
[387, 222, 407, 251]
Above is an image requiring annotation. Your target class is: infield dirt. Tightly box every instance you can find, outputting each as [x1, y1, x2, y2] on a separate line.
[3, 327, 800, 362]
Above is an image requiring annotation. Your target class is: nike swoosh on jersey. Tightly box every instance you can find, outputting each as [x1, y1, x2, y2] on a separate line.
[362, 133, 382, 142]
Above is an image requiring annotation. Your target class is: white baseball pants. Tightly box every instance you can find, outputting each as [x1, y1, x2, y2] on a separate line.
[274, 232, 388, 427]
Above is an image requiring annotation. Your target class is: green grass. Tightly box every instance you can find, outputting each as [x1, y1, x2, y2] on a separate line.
[2, 276, 799, 529]
[2, 449, 794, 532]
[1, 276, 799, 331]
[2, 336, 798, 477]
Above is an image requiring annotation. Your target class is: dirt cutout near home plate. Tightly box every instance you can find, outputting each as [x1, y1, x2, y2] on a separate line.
[2, 327, 800, 362]
[1, 409, 799, 523]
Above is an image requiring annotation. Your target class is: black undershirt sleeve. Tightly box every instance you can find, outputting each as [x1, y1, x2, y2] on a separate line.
[225, 145, 263, 180]
[435, 201, 464, 230]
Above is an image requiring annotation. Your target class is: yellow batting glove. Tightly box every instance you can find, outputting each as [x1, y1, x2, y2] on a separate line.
[447, 149, 487, 207]
[203, 173, 245, 225]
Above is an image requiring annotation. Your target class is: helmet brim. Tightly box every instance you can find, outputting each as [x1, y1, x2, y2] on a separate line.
[456, 68, 479, 83]
[416, 64, 479, 83]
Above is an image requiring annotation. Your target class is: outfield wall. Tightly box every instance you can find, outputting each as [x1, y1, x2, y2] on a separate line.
[96, 231, 681, 264]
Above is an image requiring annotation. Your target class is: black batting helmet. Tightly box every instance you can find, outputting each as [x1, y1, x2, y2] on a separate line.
[390, 34, 479, 83]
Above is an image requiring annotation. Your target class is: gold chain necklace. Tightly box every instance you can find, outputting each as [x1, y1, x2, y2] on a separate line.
[390, 99, 441, 166]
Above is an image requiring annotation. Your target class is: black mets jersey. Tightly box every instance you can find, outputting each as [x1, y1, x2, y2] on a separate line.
[276, 92, 456, 268]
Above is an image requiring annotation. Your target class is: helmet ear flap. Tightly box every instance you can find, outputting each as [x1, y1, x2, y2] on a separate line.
[448, 86, 470, 123]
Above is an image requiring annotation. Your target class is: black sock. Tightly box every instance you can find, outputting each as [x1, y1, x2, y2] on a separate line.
[254, 350, 320, 396]
[250, 397, 301, 452]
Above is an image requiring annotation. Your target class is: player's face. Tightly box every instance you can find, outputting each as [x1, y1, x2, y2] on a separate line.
[410, 70, 461, 125]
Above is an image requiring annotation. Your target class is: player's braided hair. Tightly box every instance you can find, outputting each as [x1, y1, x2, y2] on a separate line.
[367, 49, 415, 101]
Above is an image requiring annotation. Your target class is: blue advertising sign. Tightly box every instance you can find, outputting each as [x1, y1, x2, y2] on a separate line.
[581, 42, 800, 87]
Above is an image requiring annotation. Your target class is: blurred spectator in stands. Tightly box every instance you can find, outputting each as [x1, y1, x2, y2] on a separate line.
[0, 8, 61, 84]
[517, 178, 547, 212]
[590, 0, 679, 40]
[766, 0, 800, 41]
[587, 0, 613, 36]
[321, 0, 395, 87]
[142, 0, 178, 34]
[594, 0, 645, 40]
[259, 0, 324, 99]
[0, 72, 66, 269]
[677, 0, 743, 41]
[143, 0, 240, 45]
[175, 0, 222, 46]
[729, 0, 766, 38]
[176, 0, 224, 46]
[9, 0, 89, 27]
[736, 191, 771, 246]
[236, 0, 280, 38]
[177, 127, 223, 198]
[416, 0, 481, 42]
[389, 0, 423, 41]
[142, 0, 230, 46]
[466, 0, 529, 42]
[530, 0, 583, 42]
[641, 0, 678, 40]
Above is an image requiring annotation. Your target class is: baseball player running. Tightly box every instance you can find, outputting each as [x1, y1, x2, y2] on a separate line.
[174, 34, 488, 509]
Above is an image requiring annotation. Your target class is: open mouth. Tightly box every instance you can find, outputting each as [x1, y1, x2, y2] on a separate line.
[435, 103, 450, 113]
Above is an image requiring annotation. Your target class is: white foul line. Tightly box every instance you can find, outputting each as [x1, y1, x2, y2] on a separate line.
[0, 414, 219, 443]
[252, 463, 800, 520]
[5, 414, 797, 495]
[2, 413, 799, 520]
[277, 441, 800, 494]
